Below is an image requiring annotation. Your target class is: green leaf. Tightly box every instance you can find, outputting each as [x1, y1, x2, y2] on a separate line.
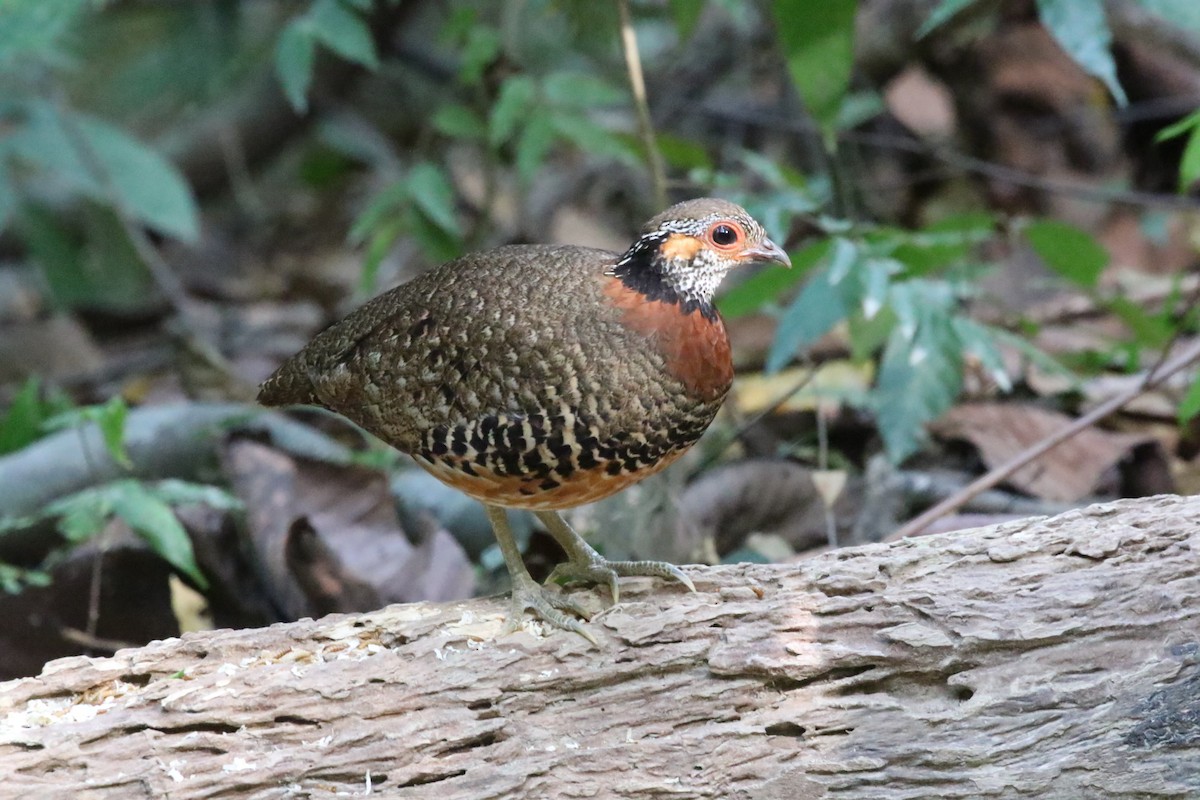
[405, 162, 461, 236]
[52, 491, 111, 543]
[1024, 219, 1108, 287]
[669, 0, 704, 39]
[432, 104, 488, 140]
[952, 318, 1013, 392]
[489, 76, 537, 147]
[874, 313, 963, 463]
[359, 216, 404, 294]
[1036, 0, 1126, 105]
[719, 238, 829, 318]
[549, 112, 638, 162]
[515, 113, 557, 182]
[13, 104, 199, 242]
[766, 242, 865, 372]
[1155, 109, 1200, 143]
[43, 396, 133, 470]
[544, 72, 625, 108]
[0, 0, 90, 68]
[458, 25, 501, 86]
[276, 20, 316, 113]
[1177, 126, 1200, 192]
[772, 0, 858, 134]
[309, 0, 379, 69]
[1108, 296, 1172, 348]
[656, 133, 711, 171]
[0, 378, 48, 456]
[1179, 370, 1200, 424]
[406, 205, 462, 264]
[110, 482, 208, 588]
[917, 0, 978, 37]
[153, 480, 243, 512]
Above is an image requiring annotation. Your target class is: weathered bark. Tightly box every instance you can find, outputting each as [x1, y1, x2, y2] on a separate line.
[1, 494, 1198, 799]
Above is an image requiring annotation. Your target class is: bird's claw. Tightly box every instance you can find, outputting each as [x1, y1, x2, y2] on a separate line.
[546, 557, 695, 605]
[505, 579, 598, 645]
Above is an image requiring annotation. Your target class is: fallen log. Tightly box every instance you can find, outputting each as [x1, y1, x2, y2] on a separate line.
[1, 494, 1198, 799]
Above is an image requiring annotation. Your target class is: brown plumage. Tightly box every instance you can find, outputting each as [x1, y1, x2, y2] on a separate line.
[259, 198, 790, 641]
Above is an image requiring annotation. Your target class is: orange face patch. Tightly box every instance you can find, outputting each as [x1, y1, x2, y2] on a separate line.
[659, 233, 703, 261]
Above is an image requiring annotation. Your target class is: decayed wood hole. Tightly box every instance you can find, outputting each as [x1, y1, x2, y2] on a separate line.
[1, 494, 1198, 799]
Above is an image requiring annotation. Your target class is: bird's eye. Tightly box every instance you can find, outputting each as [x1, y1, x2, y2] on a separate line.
[709, 223, 741, 248]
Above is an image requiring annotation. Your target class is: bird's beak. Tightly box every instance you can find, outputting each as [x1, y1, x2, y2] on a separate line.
[743, 239, 792, 268]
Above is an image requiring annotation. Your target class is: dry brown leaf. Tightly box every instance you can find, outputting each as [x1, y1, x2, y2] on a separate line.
[930, 402, 1167, 502]
[222, 439, 475, 619]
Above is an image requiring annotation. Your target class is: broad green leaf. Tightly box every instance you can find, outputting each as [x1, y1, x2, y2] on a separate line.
[887, 212, 996, 275]
[75, 114, 199, 242]
[917, 0, 977, 37]
[406, 205, 462, 263]
[1179, 371, 1200, 424]
[489, 76, 536, 148]
[767, 251, 865, 372]
[719, 238, 829, 318]
[549, 113, 638, 162]
[544, 72, 625, 108]
[405, 162, 461, 236]
[952, 317, 1013, 391]
[772, 0, 857, 134]
[874, 315, 963, 463]
[350, 179, 409, 244]
[1036, 0, 1126, 105]
[657, 133, 711, 171]
[432, 104, 488, 140]
[52, 491, 110, 543]
[1024, 219, 1108, 287]
[0, 0, 90, 67]
[458, 26, 501, 86]
[43, 396, 132, 469]
[860, 257, 897, 320]
[153, 480, 243, 512]
[826, 236, 859, 284]
[359, 216, 404, 293]
[309, 0, 379, 69]
[110, 482, 208, 588]
[12, 104, 199, 241]
[515, 113, 556, 182]
[276, 20, 316, 113]
[0, 378, 47, 455]
[669, 0, 704, 39]
[1108, 296, 1172, 348]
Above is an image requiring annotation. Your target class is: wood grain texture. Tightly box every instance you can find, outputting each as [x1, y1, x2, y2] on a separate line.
[2, 494, 1198, 799]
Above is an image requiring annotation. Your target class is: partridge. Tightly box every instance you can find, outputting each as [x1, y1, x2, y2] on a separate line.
[258, 198, 790, 641]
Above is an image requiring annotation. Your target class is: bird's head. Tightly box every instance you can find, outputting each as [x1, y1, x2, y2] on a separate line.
[610, 198, 791, 318]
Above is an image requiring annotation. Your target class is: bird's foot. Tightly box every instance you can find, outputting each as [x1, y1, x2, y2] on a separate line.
[505, 576, 598, 645]
[545, 555, 695, 605]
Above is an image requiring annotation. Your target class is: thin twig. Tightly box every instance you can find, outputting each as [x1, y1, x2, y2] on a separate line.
[616, 0, 667, 209]
[893, 335, 1200, 539]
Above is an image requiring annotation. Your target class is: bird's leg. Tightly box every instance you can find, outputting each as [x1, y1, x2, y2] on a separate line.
[483, 505, 597, 644]
[535, 510, 696, 605]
